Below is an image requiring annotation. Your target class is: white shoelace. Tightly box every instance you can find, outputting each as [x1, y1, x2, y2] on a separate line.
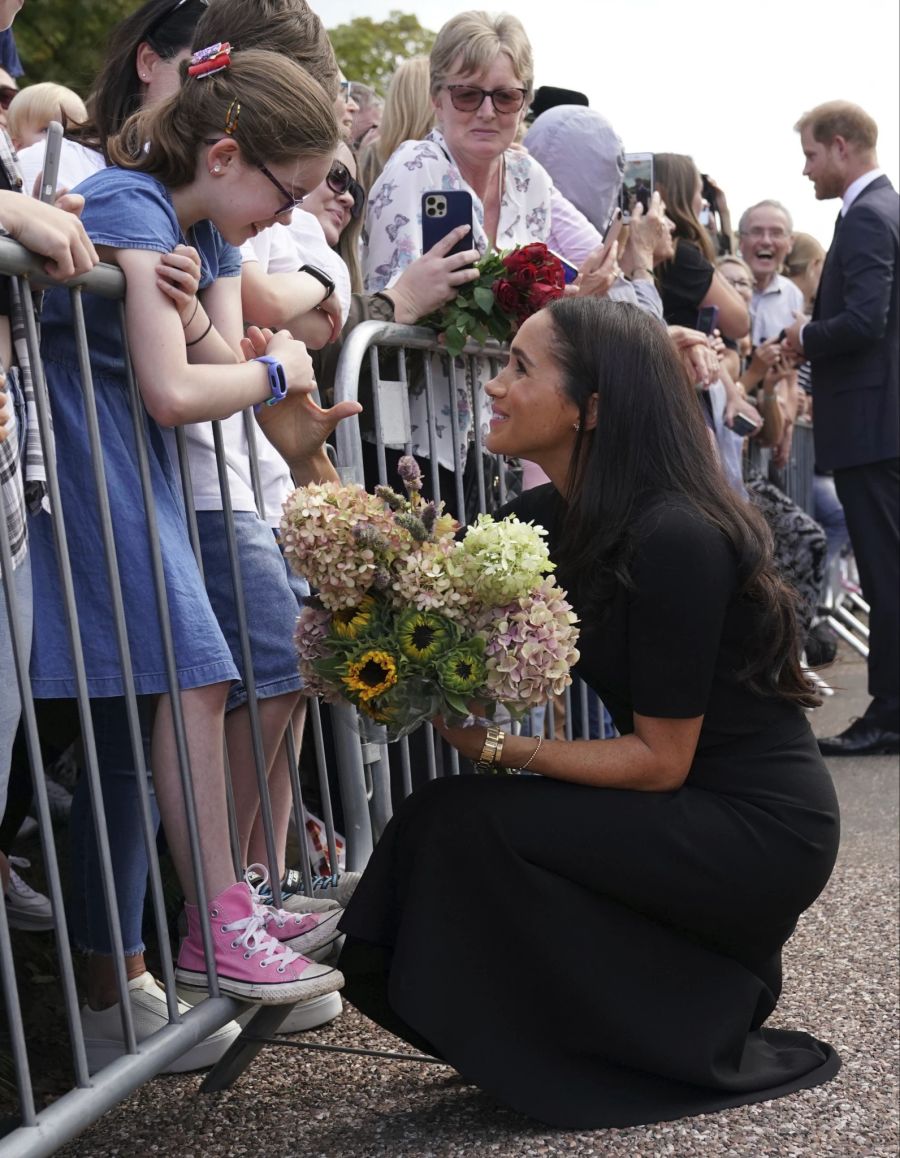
[243, 863, 314, 930]
[7, 857, 43, 900]
[222, 910, 304, 972]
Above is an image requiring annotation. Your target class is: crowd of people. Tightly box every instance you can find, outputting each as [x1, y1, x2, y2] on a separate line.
[0, 0, 897, 1132]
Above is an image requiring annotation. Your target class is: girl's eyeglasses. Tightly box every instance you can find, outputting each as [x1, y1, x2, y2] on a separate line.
[258, 164, 305, 216]
[326, 161, 366, 220]
[0, 85, 18, 111]
[445, 85, 527, 114]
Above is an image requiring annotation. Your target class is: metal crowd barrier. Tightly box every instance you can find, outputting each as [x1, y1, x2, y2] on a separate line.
[329, 321, 615, 847]
[745, 417, 816, 516]
[0, 239, 350, 1155]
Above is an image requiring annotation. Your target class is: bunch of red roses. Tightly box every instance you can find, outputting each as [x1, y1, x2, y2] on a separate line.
[418, 242, 567, 357]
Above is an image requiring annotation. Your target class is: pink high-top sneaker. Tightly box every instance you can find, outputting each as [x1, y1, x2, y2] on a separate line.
[175, 882, 344, 1004]
[243, 865, 343, 955]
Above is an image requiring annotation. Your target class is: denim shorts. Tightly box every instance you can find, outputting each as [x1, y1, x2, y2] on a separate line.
[195, 509, 309, 711]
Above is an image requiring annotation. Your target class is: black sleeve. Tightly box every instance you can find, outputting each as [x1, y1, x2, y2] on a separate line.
[656, 241, 715, 326]
[627, 505, 736, 718]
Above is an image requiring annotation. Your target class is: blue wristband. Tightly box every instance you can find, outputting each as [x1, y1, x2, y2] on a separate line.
[253, 355, 287, 411]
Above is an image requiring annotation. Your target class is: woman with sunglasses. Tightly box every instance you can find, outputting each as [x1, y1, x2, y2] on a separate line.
[362, 11, 613, 509]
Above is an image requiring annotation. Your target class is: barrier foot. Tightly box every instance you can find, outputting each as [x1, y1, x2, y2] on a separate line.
[199, 1004, 293, 1092]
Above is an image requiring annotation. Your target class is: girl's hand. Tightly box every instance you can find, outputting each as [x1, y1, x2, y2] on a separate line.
[260, 327, 318, 396]
[157, 244, 202, 323]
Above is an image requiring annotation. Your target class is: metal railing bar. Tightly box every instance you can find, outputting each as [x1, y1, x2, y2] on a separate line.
[0, 238, 124, 299]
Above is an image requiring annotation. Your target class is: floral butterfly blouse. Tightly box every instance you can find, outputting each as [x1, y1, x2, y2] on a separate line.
[361, 128, 554, 471]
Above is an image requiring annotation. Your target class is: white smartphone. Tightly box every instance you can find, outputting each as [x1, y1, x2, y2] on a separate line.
[39, 120, 64, 204]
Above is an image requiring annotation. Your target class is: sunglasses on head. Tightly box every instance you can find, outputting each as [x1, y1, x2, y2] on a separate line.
[0, 86, 18, 111]
[145, 0, 210, 45]
[326, 160, 365, 220]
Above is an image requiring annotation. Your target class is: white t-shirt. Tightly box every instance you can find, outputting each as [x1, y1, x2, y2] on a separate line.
[17, 138, 106, 199]
[239, 213, 354, 525]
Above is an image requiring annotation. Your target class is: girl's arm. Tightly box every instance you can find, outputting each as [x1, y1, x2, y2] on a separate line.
[241, 261, 339, 348]
[699, 270, 750, 340]
[114, 247, 312, 427]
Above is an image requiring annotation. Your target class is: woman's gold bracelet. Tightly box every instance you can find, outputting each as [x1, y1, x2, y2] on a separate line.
[517, 735, 542, 772]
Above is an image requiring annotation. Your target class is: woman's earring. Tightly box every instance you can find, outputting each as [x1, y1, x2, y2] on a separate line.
[572, 420, 581, 432]
[213, 164, 222, 174]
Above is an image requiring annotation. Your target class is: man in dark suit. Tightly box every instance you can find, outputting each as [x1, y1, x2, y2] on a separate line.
[785, 101, 899, 756]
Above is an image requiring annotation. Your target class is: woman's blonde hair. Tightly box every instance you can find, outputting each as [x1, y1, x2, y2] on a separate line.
[7, 82, 88, 144]
[429, 11, 534, 100]
[653, 152, 716, 264]
[783, 232, 826, 278]
[357, 56, 434, 192]
[107, 49, 338, 186]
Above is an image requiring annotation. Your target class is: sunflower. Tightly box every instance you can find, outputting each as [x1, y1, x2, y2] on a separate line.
[438, 643, 486, 695]
[331, 595, 376, 640]
[397, 609, 453, 663]
[343, 649, 399, 703]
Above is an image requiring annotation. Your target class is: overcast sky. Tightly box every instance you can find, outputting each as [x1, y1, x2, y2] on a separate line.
[326, 0, 900, 247]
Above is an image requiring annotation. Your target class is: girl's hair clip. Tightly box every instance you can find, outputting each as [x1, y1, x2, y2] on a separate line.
[187, 42, 232, 79]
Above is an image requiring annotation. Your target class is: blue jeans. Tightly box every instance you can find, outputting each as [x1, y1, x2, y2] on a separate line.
[813, 473, 850, 585]
[68, 697, 157, 956]
[0, 554, 32, 822]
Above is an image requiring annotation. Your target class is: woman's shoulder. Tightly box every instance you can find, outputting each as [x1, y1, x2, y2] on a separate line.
[633, 495, 735, 574]
[376, 134, 451, 185]
[505, 147, 553, 196]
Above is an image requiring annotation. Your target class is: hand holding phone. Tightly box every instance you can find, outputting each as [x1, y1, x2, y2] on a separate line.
[39, 120, 65, 204]
[731, 410, 762, 437]
[422, 190, 474, 259]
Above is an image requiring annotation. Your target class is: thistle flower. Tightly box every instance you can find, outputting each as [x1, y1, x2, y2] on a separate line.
[478, 577, 580, 709]
[374, 485, 406, 511]
[397, 455, 422, 492]
[455, 515, 555, 607]
[395, 512, 428, 542]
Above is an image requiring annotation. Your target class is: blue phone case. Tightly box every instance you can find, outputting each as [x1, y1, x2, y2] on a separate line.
[421, 190, 474, 257]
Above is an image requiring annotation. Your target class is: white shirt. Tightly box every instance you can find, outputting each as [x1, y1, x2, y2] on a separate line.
[17, 137, 105, 198]
[841, 168, 883, 216]
[750, 274, 805, 346]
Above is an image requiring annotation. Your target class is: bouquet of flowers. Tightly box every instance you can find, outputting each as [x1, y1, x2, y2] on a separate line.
[280, 457, 580, 740]
[421, 242, 567, 357]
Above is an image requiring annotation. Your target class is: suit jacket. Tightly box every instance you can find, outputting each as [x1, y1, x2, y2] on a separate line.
[805, 174, 900, 471]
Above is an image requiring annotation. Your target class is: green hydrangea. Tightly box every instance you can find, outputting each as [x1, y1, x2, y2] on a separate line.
[453, 515, 555, 607]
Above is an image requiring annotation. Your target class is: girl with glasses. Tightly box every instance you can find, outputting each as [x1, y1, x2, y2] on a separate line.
[27, 48, 352, 1055]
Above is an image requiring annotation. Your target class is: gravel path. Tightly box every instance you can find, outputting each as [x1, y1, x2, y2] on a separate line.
[59, 650, 899, 1158]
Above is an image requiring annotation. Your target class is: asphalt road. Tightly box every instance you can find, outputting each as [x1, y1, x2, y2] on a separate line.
[59, 647, 899, 1158]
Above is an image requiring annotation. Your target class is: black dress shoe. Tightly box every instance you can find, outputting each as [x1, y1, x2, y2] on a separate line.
[817, 719, 900, 757]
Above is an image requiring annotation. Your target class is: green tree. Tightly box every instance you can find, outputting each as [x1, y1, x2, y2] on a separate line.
[13, 0, 134, 93]
[328, 10, 435, 96]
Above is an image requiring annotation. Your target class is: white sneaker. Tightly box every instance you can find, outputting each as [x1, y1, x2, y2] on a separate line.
[177, 984, 343, 1033]
[4, 857, 54, 932]
[80, 971, 242, 1075]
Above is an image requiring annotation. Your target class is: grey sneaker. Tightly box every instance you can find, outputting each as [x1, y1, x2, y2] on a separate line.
[250, 867, 361, 911]
[5, 858, 54, 932]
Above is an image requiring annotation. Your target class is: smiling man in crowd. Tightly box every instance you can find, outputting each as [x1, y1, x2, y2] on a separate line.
[739, 199, 805, 345]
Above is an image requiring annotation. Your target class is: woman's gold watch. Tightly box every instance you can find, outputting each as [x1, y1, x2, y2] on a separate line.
[475, 727, 505, 773]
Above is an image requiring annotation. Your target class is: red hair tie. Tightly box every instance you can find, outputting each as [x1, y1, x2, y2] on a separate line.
[187, 42, 232, 78]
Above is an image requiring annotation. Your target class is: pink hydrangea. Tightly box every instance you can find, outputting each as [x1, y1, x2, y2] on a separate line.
[477, 577, 580, 710]
[280, 482, 409, 611]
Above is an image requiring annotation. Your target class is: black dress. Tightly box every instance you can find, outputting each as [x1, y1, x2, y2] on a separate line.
[337, 486, 841, 1128]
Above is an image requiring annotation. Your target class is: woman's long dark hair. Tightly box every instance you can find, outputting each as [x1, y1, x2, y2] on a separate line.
[68, 0, 206, 157]
[546, 296, 819, 708]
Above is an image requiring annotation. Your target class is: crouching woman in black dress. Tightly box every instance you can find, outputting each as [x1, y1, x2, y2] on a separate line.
[337, 297, 841, 1129]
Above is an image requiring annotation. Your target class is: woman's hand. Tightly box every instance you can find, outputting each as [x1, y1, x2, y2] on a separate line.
[667, 326, 719, 387]
[0, 189, 98, 280]
[386, 225, 480, 323]
[0, 379, 11, 445]
[156, 244, 202, 324]
[431, 716, 488, 762]
[570, 240, 619, 299]
[621, 191, 673, 273]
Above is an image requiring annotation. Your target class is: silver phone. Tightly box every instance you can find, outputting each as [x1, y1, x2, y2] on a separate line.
[39, 120, 64, 204]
